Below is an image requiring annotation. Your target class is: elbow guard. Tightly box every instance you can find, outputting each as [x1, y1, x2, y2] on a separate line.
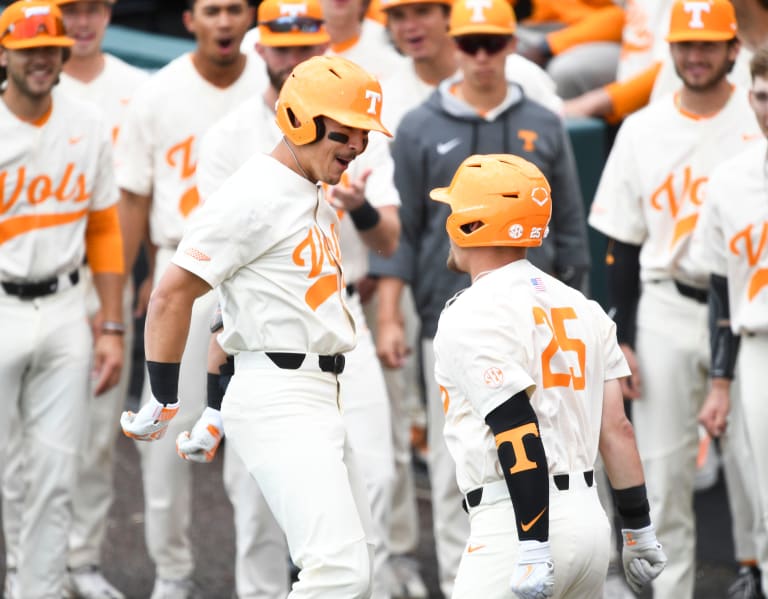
[709, 274, 740, 379]
[486, 392, 549, 542]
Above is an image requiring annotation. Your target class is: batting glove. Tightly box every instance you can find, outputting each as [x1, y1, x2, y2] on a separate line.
[509, 540, 555, 599]
[176, 407, 223, 463]
[621, 524, 667, 593]
[120, 397, 179, 441]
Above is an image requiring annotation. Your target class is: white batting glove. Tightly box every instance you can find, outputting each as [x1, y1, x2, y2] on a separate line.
[621, 524, 667, 593]
[176, 407, 224, 463]
[120, 396, 179, 441]
[509, 540, 555, 599]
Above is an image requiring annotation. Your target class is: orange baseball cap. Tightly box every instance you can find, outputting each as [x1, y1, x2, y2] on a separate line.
[258, 0, 330, 48]
[0, 0, 74, 49]
[379, 0, 452, 13]
[449, 0, 516, 37]
[666, 0, 737, 42]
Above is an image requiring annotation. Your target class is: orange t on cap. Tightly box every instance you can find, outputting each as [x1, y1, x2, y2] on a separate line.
[258, 0, 331, 47]
[666, 0, 737, 42]
[0, 0, 74, 49]
[449, 0, 516, 37]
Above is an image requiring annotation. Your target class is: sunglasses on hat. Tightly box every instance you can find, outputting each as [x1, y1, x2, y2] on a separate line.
[2, 11, 65, 42]
[261, 16, 324, 34]
[455, 34, 510, 56]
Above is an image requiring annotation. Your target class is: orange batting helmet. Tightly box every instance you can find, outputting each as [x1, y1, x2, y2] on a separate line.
[0, 0, 74, 50]
[666, 0, 737, 42]
[430, 154, 552, 248]
[276, 55, 391, 145]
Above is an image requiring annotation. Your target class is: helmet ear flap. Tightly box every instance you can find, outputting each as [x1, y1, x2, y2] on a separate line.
[276, 103, 320, 145]
[312, 116, 325, 143]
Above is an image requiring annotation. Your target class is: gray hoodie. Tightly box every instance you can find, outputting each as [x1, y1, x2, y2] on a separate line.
[369, 76, 590, 338]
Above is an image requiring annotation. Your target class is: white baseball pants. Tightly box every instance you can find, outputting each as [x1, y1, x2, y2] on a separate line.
[222, 360, 375, 598]
[0, 283, 91, 598]
[737, 334, 768, 592]
[452, 477, 610, 598]
[136, 247, 213, 580]
[223, 292, 395, 598]
[634, 280, 709, 599]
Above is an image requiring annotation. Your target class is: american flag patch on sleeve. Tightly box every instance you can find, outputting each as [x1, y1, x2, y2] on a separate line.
[530, 277, 546, 291]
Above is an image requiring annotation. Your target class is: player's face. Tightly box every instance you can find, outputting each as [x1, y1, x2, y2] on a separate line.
[454, 34, 513, 93]
[303, 117, 369, 185]
[184, 0, 254, 66]
[0, 46, 64, 100]
[749, 74, 768, 138]
[670, 40, 738, 92]
[387, 3, 451, 61]
[60, 1, 111, 59]
[256, 44, 328, 93]
[319, 0, 365, 24]
[446, 239, 468, 273]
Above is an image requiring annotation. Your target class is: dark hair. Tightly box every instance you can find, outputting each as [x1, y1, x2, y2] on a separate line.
[751, 47, 768, 81]
[186, 0, 254, 9]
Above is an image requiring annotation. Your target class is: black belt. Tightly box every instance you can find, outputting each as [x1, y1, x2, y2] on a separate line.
[673, 280, 708, 304]
[345, 283, 356, 297]
[461, 470, 594, 513]
[265, 352, 346, 374]
[1, 269, 79, 300]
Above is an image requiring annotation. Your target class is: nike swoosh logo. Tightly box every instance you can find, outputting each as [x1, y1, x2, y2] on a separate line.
[68, 136, 82, 145]
[521, 507, 547, 532]
[467, 544, 485, 553]
[436, 138, 461, 155]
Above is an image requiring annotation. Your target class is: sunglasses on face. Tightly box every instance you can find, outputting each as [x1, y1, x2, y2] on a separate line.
[2, 12, 65, 42]
[261, 16, 324, 33]
[454, 34, 511, 56]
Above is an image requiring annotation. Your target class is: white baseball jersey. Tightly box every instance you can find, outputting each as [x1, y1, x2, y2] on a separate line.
[328, 18, 406, 81]
[173, 152, 356, 355]
[58, 54, 149, 146]
[616, 0, 673, 81]
[433, 260, 629, 494]
[197, 93, 400, 284]
[0, 91, 117, 282]
[588, 87, 761, 286]
[689, 139, 768, 334]
[380, 54, 562, 134]
[114, 53, 265, 248]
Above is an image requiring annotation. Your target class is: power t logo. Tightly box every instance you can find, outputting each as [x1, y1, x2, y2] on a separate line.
[683, 1, 711, 28]
[365, 90, 382, 115]
[465, 0, 492, 22]
[279, 3, 307, 17]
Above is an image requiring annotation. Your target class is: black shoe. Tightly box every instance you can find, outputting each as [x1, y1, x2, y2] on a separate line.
[727, 566, 763, 599]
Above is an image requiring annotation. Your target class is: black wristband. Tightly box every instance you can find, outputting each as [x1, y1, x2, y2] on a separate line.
[146, 361, 180, 405]
[349, 200, 381, 231]
[207, 372, 224, 410]
[614, 484, 651, 529]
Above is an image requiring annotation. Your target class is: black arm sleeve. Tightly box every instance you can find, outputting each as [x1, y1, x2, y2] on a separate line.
[605, 239, 641, 347]
[709, 274, 740, 379]
[485, 392, 549, 543]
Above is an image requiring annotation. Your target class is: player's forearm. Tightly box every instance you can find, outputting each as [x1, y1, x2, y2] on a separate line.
[599, 379, 645, 490]
[91, 272, 125, 325]
[376, 276, 405, 325]
[356, 205, 400, 257]
[118, 189, 151, 273]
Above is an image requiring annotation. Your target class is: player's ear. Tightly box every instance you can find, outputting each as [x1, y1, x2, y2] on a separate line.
[0, 48, 7, 68]
[182, 9, 195, 35]
[247, 5, 256, 27]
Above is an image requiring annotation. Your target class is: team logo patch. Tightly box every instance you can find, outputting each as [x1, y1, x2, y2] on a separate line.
[530, 277, 546, 292]
[483, 367, 504, 388]
[508, 224, 524, 239]
[185, 248, 211, 261]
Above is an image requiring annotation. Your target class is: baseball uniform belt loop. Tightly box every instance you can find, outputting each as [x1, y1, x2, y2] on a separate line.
[461, 470, 595, 513]
[1, 268, 79, 300]
[263, 351, 345, 374]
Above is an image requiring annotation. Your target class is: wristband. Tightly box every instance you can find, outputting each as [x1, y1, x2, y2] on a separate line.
[101, 320, 125, 335]
[615, 484, 651, 529]
[146, 361, 180, 405]
[349, 200, 381, 231]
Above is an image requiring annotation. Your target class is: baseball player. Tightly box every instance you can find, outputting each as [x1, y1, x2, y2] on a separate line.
[181, 2, 399, 597]
[690, 47, 768, 598]
[370, 1, 590, 595]
[588, 2, 761, 597]
[0, 1, 125, 597]
[430, 153, 667, 599]
[121, 54, 392, 598]
[112, 1, 261, 596]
